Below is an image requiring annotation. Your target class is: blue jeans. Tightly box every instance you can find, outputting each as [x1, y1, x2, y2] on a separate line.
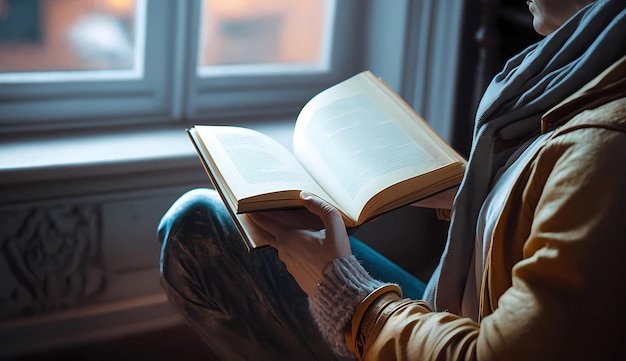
[158, 188, 425, 360]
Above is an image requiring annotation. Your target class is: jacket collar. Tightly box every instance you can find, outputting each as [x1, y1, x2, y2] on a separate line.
[542, 54, 626, 133]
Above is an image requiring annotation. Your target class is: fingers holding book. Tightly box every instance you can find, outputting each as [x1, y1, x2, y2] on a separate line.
[249, 191, 352, 297]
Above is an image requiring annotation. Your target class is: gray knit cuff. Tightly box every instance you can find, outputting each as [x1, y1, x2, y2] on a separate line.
[308, 255, 385, 359]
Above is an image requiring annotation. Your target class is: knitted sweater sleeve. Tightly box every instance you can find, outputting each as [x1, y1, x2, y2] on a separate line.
[308, 255, 387, 359]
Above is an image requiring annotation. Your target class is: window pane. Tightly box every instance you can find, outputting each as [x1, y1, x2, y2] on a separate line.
[198, 0, 334, 76]
[0, 0, 144, 81]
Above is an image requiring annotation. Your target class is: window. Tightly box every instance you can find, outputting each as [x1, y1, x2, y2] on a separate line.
[0, 0, 360, 133]
[197, 0, 331, 75]
[185, 0, 358, 121]
[0, 0, 143, 81]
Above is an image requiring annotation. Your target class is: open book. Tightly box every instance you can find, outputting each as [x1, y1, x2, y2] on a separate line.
[187, 71, 466, 251]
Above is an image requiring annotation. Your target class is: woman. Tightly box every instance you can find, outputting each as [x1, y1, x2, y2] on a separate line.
[158, 1, 626, 359]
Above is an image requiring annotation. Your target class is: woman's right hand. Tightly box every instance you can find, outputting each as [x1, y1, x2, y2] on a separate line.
[249, 191, 352, 297]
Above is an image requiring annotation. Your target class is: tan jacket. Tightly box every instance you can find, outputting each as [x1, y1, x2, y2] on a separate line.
[347, 57, 626, 361]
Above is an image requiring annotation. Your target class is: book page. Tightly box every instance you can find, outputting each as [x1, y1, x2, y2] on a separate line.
[292, 72, 457, 221]
[194, 126, 330, 212]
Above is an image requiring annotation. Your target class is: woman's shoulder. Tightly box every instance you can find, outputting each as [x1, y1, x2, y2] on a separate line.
[528, 102, 626, 208]
[552, 97, 626, 137]
[528, 97, 626, 191]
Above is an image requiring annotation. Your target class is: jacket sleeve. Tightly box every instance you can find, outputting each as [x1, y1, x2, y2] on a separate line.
[343, 123, 626, 361]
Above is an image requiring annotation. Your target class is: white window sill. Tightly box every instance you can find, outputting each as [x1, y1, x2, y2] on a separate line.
[0, 120, 295, 187]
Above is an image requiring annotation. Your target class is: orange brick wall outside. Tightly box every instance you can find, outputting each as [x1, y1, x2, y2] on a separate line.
[0, 0, 326, 74]
[0, 0, 136, 73]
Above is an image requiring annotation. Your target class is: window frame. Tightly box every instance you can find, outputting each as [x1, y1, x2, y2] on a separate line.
[0, 0, 176, 133]
[182, 0, 362, 121]
[0, 0, 362, 134]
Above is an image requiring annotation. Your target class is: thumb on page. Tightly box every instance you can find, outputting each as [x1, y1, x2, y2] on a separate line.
[299, 191, 351, 258]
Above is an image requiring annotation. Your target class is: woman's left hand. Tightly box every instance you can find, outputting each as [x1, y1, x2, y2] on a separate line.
[249, 191, 351, 297]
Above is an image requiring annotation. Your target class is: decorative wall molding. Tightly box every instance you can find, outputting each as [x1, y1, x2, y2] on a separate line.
[0, 186, 199, 358]
[0, 203, 104, 321]
[0, 127, 209, 357]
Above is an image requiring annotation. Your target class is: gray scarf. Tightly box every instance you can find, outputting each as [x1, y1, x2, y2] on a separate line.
[424, 0, 626, 313]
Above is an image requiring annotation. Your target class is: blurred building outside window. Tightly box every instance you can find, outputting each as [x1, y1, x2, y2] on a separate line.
[0, 0, 331, 82]
[0, 0, 143, 82]
[198, 0, 331, 76]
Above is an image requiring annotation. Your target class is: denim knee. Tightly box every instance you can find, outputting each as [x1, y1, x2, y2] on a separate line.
[157, 188, 223, 245]
[157, 188, 239, 277]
